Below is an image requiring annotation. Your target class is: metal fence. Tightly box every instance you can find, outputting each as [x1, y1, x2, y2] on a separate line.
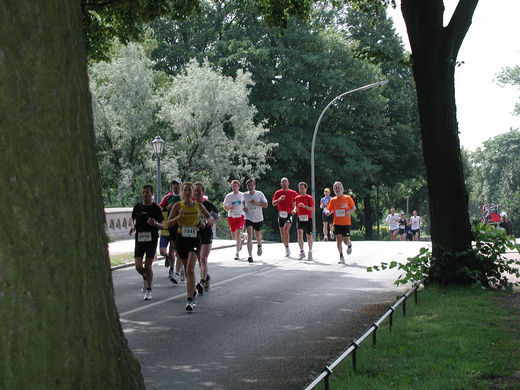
[305, 277, 427, 390]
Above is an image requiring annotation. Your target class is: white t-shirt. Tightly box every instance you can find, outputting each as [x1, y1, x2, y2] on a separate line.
[223, 192, 245, 218]
[410, 215, 421, 230]
[243, 190, 267, 223]
[386, 214, 400, 230]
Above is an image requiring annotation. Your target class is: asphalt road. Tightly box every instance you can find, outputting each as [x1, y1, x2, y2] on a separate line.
[113, 240, 431, 390]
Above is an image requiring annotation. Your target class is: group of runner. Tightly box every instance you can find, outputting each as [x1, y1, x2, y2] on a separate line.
[129, 176, 357, 310]
[129, 179, 220, 311]
[385, 208, 423, 241]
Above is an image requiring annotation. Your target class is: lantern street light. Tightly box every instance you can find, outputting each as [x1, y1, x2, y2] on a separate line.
[152, 135, 165, 203]
[310, 80, 388, 241]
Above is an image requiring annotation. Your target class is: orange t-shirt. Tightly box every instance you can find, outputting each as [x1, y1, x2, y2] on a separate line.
[327, 194, 355, 225]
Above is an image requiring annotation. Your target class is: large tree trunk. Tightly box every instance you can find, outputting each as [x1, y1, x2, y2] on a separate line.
[363, 194, 374, 240]
[401, 0, 479, 283]
[0, 1, 144, 388]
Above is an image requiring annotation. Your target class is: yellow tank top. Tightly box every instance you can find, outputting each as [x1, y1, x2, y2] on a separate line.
[178, 201, 200, 227]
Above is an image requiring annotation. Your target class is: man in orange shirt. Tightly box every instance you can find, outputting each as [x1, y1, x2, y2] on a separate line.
[325, 181, 356, 264]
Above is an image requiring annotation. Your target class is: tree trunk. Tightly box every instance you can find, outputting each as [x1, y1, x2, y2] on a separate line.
[401, 0, 479, 283]
[0, 1, 144, 388]
[363, 194, 374, 240]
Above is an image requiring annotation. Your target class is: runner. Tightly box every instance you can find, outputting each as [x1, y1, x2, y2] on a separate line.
[398, 212, 408, 241]
[243, 178, 268, 263]
[272, 177, 299, 257]
[324, 181, 356, 264]
[320, 188, 334, 240]
[409, 210, 422, 241]
[385, 208, 400, 241]
[223, 180, 245, 260]
[129, 184, 164, 300]
[294, 182, 314, 260]
[193, 182, 220, 294]
[158, 178, 182, 283]
[167, 182, 212, 311]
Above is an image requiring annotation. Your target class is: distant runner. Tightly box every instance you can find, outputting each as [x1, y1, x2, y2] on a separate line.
[272, 177, 298, 257]
[294, 182, 314, 260]
[243, 178, 268, 263]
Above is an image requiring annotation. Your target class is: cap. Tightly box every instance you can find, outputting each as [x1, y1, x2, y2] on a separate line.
[171, 178, 182, 184]
[324, 188, 331, 192]
[500, 212, 507, 217]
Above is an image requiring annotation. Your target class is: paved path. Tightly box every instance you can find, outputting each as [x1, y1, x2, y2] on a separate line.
[112, 240, 432, 389]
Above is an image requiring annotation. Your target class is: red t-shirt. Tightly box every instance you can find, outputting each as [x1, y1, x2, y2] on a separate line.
[272, 189, 298, 213]
[295, 194, 314, 217]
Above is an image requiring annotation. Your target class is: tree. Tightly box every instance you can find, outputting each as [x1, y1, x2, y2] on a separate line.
[468, 130, 520, 236]
[90, 41, 163, 206]
[399, 0, 481, 284]
[497, 64, 520, 117]
[0, 1, 144, 388]
[155, 58, 276, 192]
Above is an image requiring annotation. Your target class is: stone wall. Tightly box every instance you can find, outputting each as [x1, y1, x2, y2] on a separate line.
[105, 208, 133, 240]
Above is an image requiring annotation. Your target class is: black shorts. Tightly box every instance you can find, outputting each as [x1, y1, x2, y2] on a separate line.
[134, 237, 158, 259]
[278, 214, 293, 227]
[175, 235, 200, 260]
[245, 219, 263, 231]
[411, 229, 420, 235]
[297, 218, 313, 235]
[322, 213, 334, 224]
[398, 228, 407, 235]
[199, 227, 213, 245]
[333, 225, 351, 237]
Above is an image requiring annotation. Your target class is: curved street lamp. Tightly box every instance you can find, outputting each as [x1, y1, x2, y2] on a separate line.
[152, 135, 165, 203]
[311, 80, 388, 241]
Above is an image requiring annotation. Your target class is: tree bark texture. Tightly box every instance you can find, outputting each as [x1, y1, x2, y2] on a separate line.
[401, 0, 479, 281]
[363, 194, 374, 240]
[0, 1, 144, 388]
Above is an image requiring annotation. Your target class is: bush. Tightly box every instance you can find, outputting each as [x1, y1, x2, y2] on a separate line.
[368, 220, 520, 291]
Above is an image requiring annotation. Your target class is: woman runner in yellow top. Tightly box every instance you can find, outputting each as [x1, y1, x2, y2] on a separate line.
[167, 182, 212, 311]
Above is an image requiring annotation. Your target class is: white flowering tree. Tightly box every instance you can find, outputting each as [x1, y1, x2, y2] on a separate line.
[156, 59, 276, 193]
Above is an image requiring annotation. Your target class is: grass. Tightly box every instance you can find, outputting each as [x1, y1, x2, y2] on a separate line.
[109, 252, 134, 267]
[327, 286, 520, 389]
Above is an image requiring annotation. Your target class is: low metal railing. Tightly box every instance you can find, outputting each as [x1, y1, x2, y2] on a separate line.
[305, 277, 427, 390]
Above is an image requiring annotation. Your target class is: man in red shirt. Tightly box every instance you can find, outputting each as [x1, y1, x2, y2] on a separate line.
[294, 182, 314, 260]
[325, 181, 356, 264]
[272, 177, 299, 257]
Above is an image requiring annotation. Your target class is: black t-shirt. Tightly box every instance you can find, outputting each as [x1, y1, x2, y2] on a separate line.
[131, 202, 164, 239]
[200, 200, 220, 235]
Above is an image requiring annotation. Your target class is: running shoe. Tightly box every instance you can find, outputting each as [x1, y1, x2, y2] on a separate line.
[204, 274, 210, 291]
[196, 282, 204, 295]
[299, 251, 305, 260]
[248, 256, 253, 263]
[234, 253, 240, 260]
[330, 232, 335, 240]
[185, 298, 195, 311]
[257, 246, 263, 256]
[285, 247, 291, 257]
[338, 255, 345, 264]
[308, 252, 313, 261]
[180, 267, 185, 281]
[164, 254, 170, 267]
[347, 244, 352, 255]
[323, 236, 328, 241]
[144, 290, 152, 300]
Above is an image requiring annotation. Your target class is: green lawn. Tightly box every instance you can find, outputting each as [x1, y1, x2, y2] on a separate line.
[109, 252, 134, 267]
[326, 286, 520, 389]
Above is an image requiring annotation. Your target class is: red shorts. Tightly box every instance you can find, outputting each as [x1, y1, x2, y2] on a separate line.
[228, 215, 245, 232]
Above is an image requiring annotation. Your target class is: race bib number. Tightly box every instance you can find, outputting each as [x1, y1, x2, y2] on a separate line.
[182, 226, 197, 238]
[400, 225, 406, 230]
[279, 211, 288, 218]
[335, 209, 346, 217]
[299, 214, 309, 222]
[137, 232, 152, 242]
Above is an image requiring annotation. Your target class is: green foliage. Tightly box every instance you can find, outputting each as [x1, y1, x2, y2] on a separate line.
[496, 64, 520, 116]
[367, 246, 431, 286]
[472, 221, 520, 292]
[467, 130, 520, 236]
[368, 221, 520, 291]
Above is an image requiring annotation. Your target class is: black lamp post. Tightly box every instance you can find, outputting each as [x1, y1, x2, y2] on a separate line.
[151, 135, 165, 203]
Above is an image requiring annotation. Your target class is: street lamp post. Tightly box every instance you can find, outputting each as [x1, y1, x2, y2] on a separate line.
[152, 135, 165, 203]
[311, 80, 388, 241]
